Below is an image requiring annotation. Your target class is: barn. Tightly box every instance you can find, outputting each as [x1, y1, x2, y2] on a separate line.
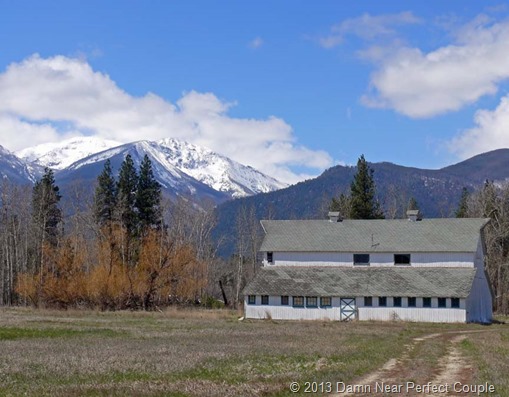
[243, 211, 493, 323]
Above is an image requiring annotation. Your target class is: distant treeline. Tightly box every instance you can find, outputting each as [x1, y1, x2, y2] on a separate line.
[0, 155, 231, 310]
[1, 154, 509, 314]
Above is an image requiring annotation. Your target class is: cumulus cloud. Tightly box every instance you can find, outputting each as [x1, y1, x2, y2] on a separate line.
[0, 54, 331, 183]
[362, 15, 509, 118]
[449, 95, 509, 159]
[319, 11, 420, 48]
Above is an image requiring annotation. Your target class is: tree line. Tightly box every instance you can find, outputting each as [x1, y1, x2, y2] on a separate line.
[1, 153, 508, 313]
[0, 155, 217, 310]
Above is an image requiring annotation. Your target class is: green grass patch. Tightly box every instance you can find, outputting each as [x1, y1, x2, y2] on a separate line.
[0, 326, 125, 340]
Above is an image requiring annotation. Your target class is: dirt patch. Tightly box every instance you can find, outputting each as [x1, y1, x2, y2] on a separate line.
[336, 330, 489, 397]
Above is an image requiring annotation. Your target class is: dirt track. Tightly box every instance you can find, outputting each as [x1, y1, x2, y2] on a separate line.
[336, 330, 490, 397]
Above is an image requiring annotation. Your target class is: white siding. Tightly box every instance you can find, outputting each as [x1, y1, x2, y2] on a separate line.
[466, 238, 493, 323]
[245, 296, 467, 323]
[245, 296, 342, 321]
[410, 253, 473, 267]
[358, 308, 466, 323]
[265, 251, 474, 268]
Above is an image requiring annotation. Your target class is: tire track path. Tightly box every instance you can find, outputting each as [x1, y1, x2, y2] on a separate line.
[335, 330, 488, 397]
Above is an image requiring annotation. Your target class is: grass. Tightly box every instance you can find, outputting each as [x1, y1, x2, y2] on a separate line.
[0, 308, 507, 396]
[460, 316, 509, 397]
[0, 326, 124, 340]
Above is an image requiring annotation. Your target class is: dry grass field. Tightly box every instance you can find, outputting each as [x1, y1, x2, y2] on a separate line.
[0, 308, 507, 397]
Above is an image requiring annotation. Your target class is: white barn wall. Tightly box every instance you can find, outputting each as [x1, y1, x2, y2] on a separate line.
[466, 239, 493, 323]
[245, 296, 468, 323]
[358, 308, 466, 322]
[244, 296, 342, 321]
[357, 297, 467, 323]
[266, 252, 474, 268]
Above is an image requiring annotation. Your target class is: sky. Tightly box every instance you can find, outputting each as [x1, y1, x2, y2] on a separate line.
[1, 1, 509, 184]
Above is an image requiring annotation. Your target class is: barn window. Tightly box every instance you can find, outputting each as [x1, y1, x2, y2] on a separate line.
[408, 297, 416, 307]
[393, 297, 402, 307]
[353, 254, 370, 266]
[306, 297, 318, 307]
[379, 297, 387, 307]
[248, 295, 256, 305]
[364, 297, 372, 307]
[438, 298, 447, 308]
[320, 297, 332, 307]
[451, 298, 460, 308]
[281, 296, 289, 306]
[394, 254, 411, 265]
[423, 297, 432, 308]
[261, 295, 269, 305]
[293, 296, 304, 307]
[267, 252, 273, 263]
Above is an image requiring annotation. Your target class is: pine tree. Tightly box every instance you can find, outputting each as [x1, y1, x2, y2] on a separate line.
[407, 197, 419, 211]
[136, 155, 162, 231]
[349, 155, 384, 219]
[32, 168, 62, 246]
[330, 193, 351, 218]
[455, 187, 469, 218]
[117, 154, 138, 236]
[94, 159, 117, 226]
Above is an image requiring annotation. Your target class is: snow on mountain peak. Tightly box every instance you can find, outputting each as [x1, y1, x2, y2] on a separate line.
[156, 138, 287, 197]
[13, 136, 287, 199]
[16, 136, 122, 170]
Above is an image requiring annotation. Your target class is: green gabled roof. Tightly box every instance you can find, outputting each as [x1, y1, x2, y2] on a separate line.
[260, 218, 489, 253]
[243, 267, 476, 298]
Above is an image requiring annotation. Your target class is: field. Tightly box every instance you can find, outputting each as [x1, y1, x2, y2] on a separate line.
[0, 308, 508, 397]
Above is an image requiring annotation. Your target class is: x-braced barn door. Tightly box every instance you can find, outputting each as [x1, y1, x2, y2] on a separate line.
[340, 298, 356, 321]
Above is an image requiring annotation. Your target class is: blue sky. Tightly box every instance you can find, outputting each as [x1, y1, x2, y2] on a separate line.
[1, 1, 509, 183]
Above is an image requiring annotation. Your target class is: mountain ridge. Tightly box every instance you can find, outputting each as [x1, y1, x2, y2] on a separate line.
[10, 136, 286, 202]
[213, 148, 509, 255]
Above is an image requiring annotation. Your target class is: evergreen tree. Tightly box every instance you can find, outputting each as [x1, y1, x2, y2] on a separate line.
[94, 159, 117, 226]
[32, 168, 62, 246]
[455, 187, 469, 218]
[117, 154, 139, 236]
[330, 193, 352, 218]
[407, 197, 419, 211]
[349, 155, 384, 219]
[136, 155, 162, 230]
[480, 180, 498, 219]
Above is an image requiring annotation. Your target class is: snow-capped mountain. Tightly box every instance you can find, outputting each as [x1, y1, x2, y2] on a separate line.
[0, 145, 44, 184]
[157, 138, 286, 198]
[18, 137, 286, 200]
[57, 140, 227, 202]
[16, 137, 121, 170]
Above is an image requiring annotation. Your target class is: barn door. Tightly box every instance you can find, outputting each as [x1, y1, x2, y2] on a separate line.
[340, 298, 356, 321]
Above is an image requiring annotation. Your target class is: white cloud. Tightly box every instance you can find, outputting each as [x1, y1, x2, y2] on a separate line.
[248, 37, 263, 49]
[362, 15, 509, 118]
[449, 95, 509, 159]
[0, 54, 332, 184]
[319, 11, 420, 48]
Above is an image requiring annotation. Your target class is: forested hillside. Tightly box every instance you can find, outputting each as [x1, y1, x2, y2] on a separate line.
[214, 149, 509, 256]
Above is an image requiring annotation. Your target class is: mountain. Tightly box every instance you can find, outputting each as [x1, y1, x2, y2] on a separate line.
[55, 139, 285, 203]
[440, 148, 509, 184]
[0, 145, 43, 185]
[16, 137, 122, 170]
[157, 138, 286, 198]
[57, 141, 226, 202]
[213, 149, 509, 256]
